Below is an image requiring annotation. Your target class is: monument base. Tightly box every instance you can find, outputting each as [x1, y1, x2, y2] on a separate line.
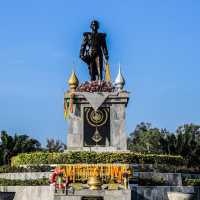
[54, 189, 131, 200]
[65, 91, 129, 152]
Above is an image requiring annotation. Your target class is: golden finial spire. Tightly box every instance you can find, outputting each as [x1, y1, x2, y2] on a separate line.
[68, 70, 79, 92]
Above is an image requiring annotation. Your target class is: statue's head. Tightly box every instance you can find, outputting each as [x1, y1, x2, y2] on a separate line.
[90, 20, 99, 32]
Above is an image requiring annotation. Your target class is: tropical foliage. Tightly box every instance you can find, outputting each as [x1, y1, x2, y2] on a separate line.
[0, 131, 68, 165]
[0, 131, 41, 165]
[46, 138, 66, 153]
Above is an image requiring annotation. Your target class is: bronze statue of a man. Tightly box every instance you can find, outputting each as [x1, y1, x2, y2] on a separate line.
[80, 20, 109, 81]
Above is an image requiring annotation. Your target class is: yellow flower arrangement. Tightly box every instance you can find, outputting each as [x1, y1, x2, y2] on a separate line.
[57, 164, 131, 184]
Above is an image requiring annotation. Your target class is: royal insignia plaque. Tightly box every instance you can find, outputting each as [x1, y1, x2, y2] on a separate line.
[83, 107, 110, 146]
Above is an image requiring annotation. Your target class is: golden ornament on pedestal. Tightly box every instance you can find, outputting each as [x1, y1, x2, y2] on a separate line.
[87, 176, 102, 190]
[68, 71, 79, 92]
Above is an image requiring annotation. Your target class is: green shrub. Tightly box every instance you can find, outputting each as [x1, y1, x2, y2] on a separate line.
[183, 179, 200, 186]
[0, 178, 49, 186]
[11, 151, 185, 166]
[0, 165, 53, 173]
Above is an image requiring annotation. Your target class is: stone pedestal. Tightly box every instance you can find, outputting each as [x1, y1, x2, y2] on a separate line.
[64, 91, 129, 152]
[54, 189, 131, 200]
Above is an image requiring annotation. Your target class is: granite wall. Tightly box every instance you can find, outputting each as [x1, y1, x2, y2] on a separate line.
[0, 186, 199, 200]
[139, 172, 182, 186]
[0, 192, 15, 200]
[131, 186, 200, 200]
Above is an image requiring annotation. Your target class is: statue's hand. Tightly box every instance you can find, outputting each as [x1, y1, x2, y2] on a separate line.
[90, 48, 97, 58]
[105, 55, 109, 61]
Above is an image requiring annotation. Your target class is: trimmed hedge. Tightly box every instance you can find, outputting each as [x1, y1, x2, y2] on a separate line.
[0, 178, 49, 186]
[183, 179, 200, 186]
[0, 165, 53, 173]
[11, 151, 185, 166]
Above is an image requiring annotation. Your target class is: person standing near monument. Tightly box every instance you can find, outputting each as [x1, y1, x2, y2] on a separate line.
[80, 20, 109, 81]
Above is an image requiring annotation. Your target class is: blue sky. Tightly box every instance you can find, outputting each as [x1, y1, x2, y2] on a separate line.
[0, 0, 200, 145]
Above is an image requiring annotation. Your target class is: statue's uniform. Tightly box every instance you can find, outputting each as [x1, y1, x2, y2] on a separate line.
[80, 32, 108, 81]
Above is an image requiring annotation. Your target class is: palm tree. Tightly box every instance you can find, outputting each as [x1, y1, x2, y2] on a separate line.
[0, 131, 41, 165]
[46, 138, 66, 152]
[0, 131, 14, 165]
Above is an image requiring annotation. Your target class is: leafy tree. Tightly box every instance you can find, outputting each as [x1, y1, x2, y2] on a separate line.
[174, 124, 200, 165]
[159, 128, 174, 154]
[0, 131, 41, 165]
[46, 138, 66, 153]
[128, 122, 164, 153]
[128, 122, 200, 165]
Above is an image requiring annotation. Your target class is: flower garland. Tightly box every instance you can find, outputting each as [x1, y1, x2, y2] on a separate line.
[64, 93, 79, 120]
[56, 164, 132, 184]
[50, 168, 66, 189]
[76, 80, 114, 93]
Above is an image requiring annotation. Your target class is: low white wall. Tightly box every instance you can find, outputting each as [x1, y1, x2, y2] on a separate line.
[0, 186, 54, 200]
[0, 186, 131, 200]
